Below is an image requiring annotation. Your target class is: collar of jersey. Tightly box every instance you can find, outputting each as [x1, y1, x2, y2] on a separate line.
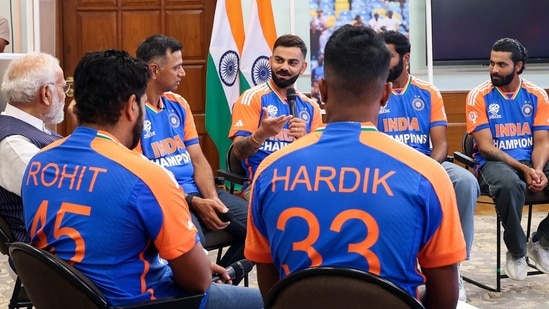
[390, 74, 412, 96]
[315, 122, 377, 132]
[494, 78, 522, 100]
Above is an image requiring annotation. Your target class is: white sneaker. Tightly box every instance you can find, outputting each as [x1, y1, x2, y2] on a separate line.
[458, 269, 466, 302]
[505, 251, 527, 280]
[527, 233, 549, 275]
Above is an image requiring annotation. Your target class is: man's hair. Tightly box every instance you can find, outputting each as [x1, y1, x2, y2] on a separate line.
[382, 30, 410, 57]
[1, 52, 60, 104]
[273, 34, 308, 59]
[74, 49, 150, 126]
[324, 24, 390, 95]
[492, 38, 528, 74]
[136, 34, 183, 64]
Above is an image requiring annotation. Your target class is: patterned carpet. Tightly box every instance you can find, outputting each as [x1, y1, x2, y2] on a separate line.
[2, 213, 549, 308]
[461, 213, 549, 309]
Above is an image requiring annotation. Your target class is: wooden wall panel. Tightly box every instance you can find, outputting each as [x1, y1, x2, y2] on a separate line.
[79, 12, 117, 53]
[165, 10, 205, 60]
[121, 10, 161, 54]
[179, 64, 205, 114]
[77, 0, 117, 7]
[442, 91, 468, 157]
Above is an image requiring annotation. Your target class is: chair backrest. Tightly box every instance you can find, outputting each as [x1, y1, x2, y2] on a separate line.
[0, 215, 14, 255]
[9, 242, 205, 309]
[462, 132, 474, 157]
[226, 143, 246, 177]
[265, 267, 425, 309]
[9, 242, 110, 309]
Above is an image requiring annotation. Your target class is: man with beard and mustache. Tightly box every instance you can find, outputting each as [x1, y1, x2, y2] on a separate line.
[20, 49, 262, 309]
[466, 38, 549, 282]
[135, 34, 250, 272]
[0, 52, 66, 256]
[229, 34, 323, 200]
[377, 31, 479, 301]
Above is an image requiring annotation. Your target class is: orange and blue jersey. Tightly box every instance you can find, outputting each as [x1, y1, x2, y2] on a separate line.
[21, 126, 200, 306]
[377, 75, 447, 155]
[245, 122, 466, 298]
[137, 92, 200, 194]
[466, 79, 549, 169]
[229, 80, 323, 183]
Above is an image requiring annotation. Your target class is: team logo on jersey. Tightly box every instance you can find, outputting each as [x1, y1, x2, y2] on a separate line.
[266, 104, 278, 118]
[143, 120, 156, 138]
[169, 113, 181, 128]
[299, 110, 311, 123]
[522, 103, 533, 117]
[379, 105, 390, 114]
[468, 111, 478, 124]
[219, 50, 239, 87]
[488, 103, 502, 119]
[412, 98, 425, 111]
[251, 56, 271, 86]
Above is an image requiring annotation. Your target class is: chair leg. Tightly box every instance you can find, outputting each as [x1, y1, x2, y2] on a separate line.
[496, 215, 502, 292]
[463, 203, 544, 292]
[9, 277, 32, 309]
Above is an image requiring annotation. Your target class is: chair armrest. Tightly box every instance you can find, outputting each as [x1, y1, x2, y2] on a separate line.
[115, 293, 205, 309]
[453, 151, 477, 169]
[216, 169, 248, 186]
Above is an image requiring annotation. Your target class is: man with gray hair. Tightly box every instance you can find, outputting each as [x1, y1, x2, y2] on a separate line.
[0, 52, 68, 246]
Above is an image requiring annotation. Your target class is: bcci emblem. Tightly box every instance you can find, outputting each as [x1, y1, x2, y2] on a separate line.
[251, 56, 271, 86]
[522, 103, 533, 117]
[169, 113, 181, 128]
[412, 98, 425, 111]
[219, 50, 239, 87]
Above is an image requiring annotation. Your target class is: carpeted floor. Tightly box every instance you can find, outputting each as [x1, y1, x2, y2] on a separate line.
[460, 212, 549, 309]
[2, 212, 549, 308]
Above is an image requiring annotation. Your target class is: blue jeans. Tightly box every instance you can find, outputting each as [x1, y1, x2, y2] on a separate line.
[478, 160, 549, 258]
[442, 161, 480, 259]
[203, 283, 263, 309]
[190, 189, 248, 267]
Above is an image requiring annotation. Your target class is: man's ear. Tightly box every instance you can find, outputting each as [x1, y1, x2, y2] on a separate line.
[380, 82, 392, 107]
[123, 94, 139, 122]
[149, 63, 159, 78]
[40, 85, 51, 106]
[300, 61, 308, 75]
[318, 78, 328, 103]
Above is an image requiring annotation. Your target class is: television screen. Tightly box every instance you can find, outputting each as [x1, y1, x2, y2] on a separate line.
[431, 0, 549, 65]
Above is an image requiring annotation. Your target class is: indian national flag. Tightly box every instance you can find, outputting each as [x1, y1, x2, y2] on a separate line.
[205, 0, 245, 168]
[240, 0, 277, 92]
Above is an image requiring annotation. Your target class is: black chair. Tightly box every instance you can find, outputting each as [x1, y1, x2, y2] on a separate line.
[203, 229, 237, 264]
[216, 143, 249, 195]
[0, 216, 32, 309]
[8, 242, 204, 309]
[453, 133, 548, 292]
[265, 266, 424, 309]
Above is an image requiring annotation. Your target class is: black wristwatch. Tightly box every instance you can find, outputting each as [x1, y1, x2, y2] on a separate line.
[185, 194, 194, 207]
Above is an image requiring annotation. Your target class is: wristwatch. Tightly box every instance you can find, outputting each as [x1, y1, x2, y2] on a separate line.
[185, 194, 194, 207]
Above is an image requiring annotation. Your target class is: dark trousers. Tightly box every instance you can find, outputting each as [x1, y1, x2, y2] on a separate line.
[478, 160, 549, 257]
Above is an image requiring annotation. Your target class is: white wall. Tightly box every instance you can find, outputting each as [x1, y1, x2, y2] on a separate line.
[0, 0, 56, 55]
[0, 1, 14, 53]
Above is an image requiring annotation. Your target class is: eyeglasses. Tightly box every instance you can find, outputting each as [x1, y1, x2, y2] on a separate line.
[49, 83, 71, 94]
